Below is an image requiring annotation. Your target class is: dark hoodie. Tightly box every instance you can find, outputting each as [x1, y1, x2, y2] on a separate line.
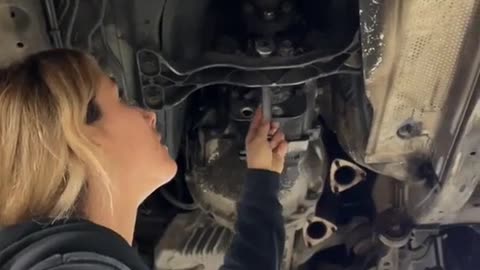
[0, 169, 285, 270]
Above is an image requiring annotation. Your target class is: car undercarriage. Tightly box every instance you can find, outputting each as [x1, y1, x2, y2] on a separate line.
[2, 0, 480, 269]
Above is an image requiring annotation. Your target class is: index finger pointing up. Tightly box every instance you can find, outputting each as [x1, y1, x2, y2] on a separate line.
[246, 107, 263, 142]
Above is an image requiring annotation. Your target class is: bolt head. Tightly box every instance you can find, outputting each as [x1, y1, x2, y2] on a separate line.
[263, 10, 276, 20]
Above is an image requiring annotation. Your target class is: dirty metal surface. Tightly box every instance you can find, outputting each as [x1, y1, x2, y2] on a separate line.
[187, 138, 327, 230]
[404, 1, 480, 223]
[155, 211, 297, 270]
[360, 0, 480, 167]
[0, 0, 51, 67]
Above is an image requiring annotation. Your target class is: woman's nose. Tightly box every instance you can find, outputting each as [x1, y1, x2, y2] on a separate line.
[143, 109, 157, 128]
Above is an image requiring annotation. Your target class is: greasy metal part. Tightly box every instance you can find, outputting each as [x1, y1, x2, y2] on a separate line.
[240, 107, 255, 119]
[302, 216, 337, 248]
[376, 208, 413, 248]
[262, 87, 272, 121]
[396, 120, 423, 140]
[255, 38, 275, 57]
[378, 232, 409, 249]
[155, 211, 296, 270]
[134, 31, 360, 109]
[291, 217, 368, 268]
[447, 187, 480, 224]
[372, 175, 399, 214]
[230, 84, 312, 141]
[135, 54, 359, 110]
[358, 0, 480, 185]
[140, 31, 359, 74]
[329, 74, 385, 177]
[356, 0, 480, 224]
[405, 227, 445, 270]
[376, 248, 400, 270]
[0, 0, 51, 67]
[405, 2, 480, 223]
[158, 0, 360, 75]
[187, 137, 327, 230]
[186, 81, 324, 231]
[294, 182, 350, 265]
[262, 10, 275, 21]
[43, 0, 63, 48]
[329, 159, 367, 193]
[375, 227, 446, 270]
[256, 38, 273, 122]
[272, 105, 284, 117]
[344, 49, 362, 69]
[361, 0, 479, 163]
[155, 211, 233, 270]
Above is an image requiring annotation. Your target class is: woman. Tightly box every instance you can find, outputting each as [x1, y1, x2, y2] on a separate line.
[0, 49, 287, 269]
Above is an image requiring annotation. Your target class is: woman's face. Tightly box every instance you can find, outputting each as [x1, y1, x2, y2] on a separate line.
[88, 74, 177, 200]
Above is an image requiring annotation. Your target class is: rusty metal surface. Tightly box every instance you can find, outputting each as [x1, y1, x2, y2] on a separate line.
[187, 138, 328, 230]
[404, 2, 480, 223]
[408, 81, 480, 223]
[359, 0, 480, 223]
[0, 0, 50, 67]
[360, 0, 480, 177]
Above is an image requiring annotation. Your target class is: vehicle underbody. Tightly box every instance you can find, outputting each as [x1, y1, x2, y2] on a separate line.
[2, 0, 480, 269]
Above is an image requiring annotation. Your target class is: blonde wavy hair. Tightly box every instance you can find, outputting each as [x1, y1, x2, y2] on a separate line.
[0, 49, 108, 226]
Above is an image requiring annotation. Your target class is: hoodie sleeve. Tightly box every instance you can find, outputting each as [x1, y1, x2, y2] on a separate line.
[220, 169, 285, 270]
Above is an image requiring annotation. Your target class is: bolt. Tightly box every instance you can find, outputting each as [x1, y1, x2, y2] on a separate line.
[279, 40, 294, 56]
[391, 225, 401, 232]
[272, 105, 284, 116]
[263, 10, 276, 20]
[255, 39, 275, 57]
[241, 107, 254, 119]
[397, 121, 423, 139]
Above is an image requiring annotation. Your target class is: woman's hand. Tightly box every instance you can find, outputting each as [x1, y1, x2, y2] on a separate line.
[245, 108, 288, 174]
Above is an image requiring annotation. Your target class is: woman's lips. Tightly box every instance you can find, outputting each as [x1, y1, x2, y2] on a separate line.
[155, 132, 162, 144]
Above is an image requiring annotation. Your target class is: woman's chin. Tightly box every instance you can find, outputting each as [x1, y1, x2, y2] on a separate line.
[158, 159, 178, 186]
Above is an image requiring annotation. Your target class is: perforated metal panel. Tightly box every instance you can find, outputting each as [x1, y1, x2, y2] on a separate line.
[0, 1, 50, 67]
[364, 0, 480, 164]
